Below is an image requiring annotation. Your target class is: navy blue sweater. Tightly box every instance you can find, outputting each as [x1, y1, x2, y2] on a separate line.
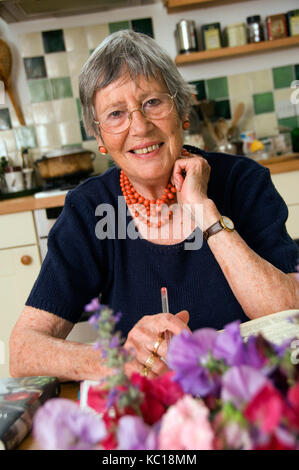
[26, 147, 298, 336]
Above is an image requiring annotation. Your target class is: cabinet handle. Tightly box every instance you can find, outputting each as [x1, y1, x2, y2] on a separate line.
[21, 255, 32, 265]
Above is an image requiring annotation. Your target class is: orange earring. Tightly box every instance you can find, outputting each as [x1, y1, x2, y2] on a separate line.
[183, 120, 190, 130]
[99, 146, 108, 155]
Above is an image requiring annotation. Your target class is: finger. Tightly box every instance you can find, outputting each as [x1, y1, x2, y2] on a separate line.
[124, 358, 158, 379]
[175, 309, 189, 325]
[139, 313, 190, 338]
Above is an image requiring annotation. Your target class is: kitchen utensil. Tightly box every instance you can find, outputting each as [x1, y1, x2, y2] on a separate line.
[0, 39, 25, 125]
[35, 147, 96, 181]
[214, 118, 228, 141]
[4, 166, 24, 192]
[227, 102, 245, 140]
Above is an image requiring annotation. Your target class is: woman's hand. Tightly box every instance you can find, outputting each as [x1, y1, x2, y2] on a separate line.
[123, 310, 190, 379]
[171, 149, 211, 206]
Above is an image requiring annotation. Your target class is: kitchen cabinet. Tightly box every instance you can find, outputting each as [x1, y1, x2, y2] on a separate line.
[166, 0, 247, 11]
[271, 170, 299, 240]
[0, 211, 41, 378]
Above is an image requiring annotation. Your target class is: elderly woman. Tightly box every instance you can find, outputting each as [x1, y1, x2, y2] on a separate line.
[10, 31, 299, 382]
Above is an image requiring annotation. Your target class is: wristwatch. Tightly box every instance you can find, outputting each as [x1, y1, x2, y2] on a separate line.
[203, 216, 234, 241]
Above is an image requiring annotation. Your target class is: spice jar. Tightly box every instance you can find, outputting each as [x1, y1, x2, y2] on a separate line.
[246, 16, 264, 43]
[266, 14, 288, 40]
[224, 22, 247, 47]
[287, 10, 299, 36]
[175, 20, 198, 54]
[201, 23, 222, 50]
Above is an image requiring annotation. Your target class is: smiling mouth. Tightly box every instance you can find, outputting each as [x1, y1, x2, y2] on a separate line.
[129, 143, 163, 155]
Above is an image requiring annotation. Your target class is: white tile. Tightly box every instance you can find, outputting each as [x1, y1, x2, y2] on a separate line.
[58, 121, 81, 145]
[0, 130, 17, 152]
[64, 27, 88, 51]
[18, 32, 44, 58]
[35, 123, 61, 148]
[67, 51, 89, 79]
[44, 53, 69, 78]
[53, 98, 77, 122]
[254, 113, 278, 138]
[85, 24, 109, 50]
[31, 102, 55, 124]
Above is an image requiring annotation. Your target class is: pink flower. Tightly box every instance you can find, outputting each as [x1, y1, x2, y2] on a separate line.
[158, 395, 214, 450]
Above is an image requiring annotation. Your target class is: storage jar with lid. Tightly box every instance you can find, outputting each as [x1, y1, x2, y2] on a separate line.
[224, 23, 247, 47]
[175, 20, 198, 54]
[201, 23, 222, 50]
[266, 14, 287, 40]
[287, 10, 299, 36]
[246, 15, 264, 43]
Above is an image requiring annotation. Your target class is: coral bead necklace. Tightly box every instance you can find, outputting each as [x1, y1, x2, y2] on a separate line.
[119, 170, 177, 228]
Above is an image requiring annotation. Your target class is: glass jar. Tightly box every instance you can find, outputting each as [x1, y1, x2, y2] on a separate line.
[246, 15, 264, 43]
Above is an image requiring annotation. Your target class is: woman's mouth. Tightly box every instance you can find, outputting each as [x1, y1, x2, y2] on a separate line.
[129, 142, 163, 156]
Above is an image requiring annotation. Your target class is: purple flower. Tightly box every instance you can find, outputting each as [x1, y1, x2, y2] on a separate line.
[244, 335, 266, 369]
[117, 416, 158, 450]
[33, 398, 107, 450]
[167, 328, 219, 396]
[109, 334, 120, 349]
[85, 297, 101, 312]
[88, 313, 100, 329]
[213, 321, 246, 366]
[221, 365, 269, 408]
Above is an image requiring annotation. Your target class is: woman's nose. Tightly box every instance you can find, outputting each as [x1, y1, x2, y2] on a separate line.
[129, 108, 153, 134]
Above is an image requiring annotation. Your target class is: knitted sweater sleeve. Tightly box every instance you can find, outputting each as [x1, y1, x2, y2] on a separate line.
[226, 161, 298, 273]
[25, 190, 105, 323]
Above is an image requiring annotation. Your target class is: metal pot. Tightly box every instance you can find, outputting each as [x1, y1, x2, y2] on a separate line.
[35, 147, 95, 180]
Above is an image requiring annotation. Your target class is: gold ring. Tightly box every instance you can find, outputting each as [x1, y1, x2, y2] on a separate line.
[153, 337, 163, 355]
[142, 366, 149, 377]
[145, 352, 156, 370]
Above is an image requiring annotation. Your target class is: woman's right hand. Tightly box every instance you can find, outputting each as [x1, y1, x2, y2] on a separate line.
[123, 310, 190, 379]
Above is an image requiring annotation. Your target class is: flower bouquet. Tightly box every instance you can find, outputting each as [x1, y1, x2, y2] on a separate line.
[33, 299, 299, 450]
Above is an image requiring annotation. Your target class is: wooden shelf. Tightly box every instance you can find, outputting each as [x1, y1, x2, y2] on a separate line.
[166, 0, 252, 12]
[175, 35, 299, 65]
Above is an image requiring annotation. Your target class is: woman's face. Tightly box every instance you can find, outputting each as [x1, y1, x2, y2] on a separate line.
[94, 73, 184, 185]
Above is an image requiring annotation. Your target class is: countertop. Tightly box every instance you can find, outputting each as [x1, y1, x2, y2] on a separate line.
[1, 153, 298, 216]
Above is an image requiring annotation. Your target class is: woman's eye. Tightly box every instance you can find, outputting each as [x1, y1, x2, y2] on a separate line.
[144, 97, 161, 108]
[107, 110, 125, 120]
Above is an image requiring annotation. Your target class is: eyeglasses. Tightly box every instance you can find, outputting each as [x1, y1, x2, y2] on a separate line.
[94, 91, 177, 134]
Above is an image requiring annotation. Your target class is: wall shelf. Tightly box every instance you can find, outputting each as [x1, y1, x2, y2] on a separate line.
[175, 35, 299, 65]
[166, 0, 251, 13]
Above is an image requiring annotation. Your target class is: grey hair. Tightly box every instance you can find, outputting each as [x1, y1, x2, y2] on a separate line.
[79, 30, 193, 137]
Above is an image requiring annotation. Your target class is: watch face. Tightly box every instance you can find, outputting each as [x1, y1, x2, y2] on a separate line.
[222, 216, 234, 230]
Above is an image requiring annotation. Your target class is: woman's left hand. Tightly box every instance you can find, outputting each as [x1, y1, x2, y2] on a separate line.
[171, 149, 211, 206]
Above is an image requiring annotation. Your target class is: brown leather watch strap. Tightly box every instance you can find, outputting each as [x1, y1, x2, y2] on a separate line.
[203, 220, 223, 241]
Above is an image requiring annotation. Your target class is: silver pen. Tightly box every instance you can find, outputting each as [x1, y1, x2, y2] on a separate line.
[161, 287, 172, 345]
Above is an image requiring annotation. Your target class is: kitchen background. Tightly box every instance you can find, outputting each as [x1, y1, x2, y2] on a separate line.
[0, 0, 299, 182]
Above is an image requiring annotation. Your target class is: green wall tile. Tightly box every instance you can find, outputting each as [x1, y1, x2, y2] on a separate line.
[278, 116, 298, 130]
[80, 121, 95, 141]
[109, 21, 130, 34]
[0, 108, 12, 130]
[76, 98, 82, 120]
[28, 79, 52, 102]
[214, 99, 231, 119]
[189, 80, 206, 101]
[206, 77, 228, 100]
[295, 64, 299, 80]
[14, 126, 37, 149]
[42, 29, 65, 53]
[253, 92, 274, 114]
[131, 18, 153, 38]
[24, 56, 47, 80]
[51, 77, 73, 99]
[272, 66, 294, 89]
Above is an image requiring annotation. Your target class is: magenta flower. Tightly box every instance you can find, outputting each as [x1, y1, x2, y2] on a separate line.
[167, 328, 219, 396]
[117, 416, 158, 450]
[221, 365, 269, 408]
[33, 398, 107, 450]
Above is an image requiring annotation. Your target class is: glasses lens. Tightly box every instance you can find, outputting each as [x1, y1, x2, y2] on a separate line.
[100, 108, 129, 134]
[143, 94, 174, 120]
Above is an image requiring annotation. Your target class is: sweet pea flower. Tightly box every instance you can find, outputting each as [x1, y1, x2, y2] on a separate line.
[85, 297, 101, 312]
[33, 398, 107, 450]
[221, 365, 269, 408]
[213, 321, 247, 366]
[158, 395, 214, 450]
[167, 328, 219, 396]
[117, 416, 158, 450]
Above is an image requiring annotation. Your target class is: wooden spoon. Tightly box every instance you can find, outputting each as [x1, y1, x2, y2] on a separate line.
[215, 118, 228, 141]
[0, 38, 25, 125]
[227, 102, 245, 140]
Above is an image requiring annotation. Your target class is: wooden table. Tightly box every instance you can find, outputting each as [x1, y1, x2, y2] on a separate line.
[18, 382, 80, 450]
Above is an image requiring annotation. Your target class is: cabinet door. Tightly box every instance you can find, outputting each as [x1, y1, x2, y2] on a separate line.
[0, 245, 41, 378]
